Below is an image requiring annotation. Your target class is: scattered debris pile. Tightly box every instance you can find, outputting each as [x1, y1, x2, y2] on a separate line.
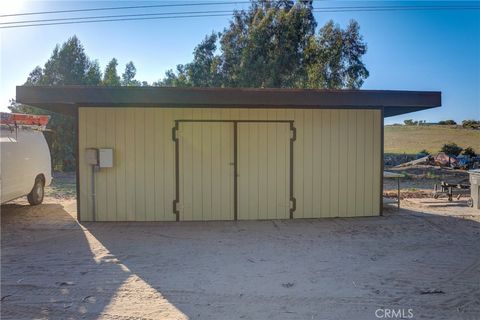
[395, 152, 480, 170]
[384, 154, 417, 167]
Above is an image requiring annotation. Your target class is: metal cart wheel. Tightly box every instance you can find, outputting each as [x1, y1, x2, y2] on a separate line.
[467, 197, 474, 207]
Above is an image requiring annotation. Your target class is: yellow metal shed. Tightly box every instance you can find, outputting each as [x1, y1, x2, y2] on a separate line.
[16, 86, 441, 222]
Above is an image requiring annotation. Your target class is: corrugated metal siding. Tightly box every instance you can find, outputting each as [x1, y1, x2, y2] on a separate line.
[78, 108, 381, 221]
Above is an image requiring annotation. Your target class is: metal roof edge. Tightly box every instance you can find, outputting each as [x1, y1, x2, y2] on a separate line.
[16, 86, 441, 117]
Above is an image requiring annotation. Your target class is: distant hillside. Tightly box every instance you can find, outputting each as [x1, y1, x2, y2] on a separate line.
[384, 125, 480, 154]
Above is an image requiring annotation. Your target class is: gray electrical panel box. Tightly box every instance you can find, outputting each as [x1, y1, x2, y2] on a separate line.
[85, 148, 98, 165]
[99, 148, 113, 168]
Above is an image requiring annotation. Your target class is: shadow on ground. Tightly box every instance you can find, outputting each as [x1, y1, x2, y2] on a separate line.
[1, 199, 479, 320]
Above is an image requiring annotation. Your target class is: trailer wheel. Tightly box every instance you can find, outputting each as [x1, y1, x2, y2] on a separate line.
[467, 198, 473, 208]
[27, 176, 45, 205]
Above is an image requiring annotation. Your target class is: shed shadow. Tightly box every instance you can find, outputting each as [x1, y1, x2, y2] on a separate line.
[86, 206, 480, 319]
[1, 201, 187, 319]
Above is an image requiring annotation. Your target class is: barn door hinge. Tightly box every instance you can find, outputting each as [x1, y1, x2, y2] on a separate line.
[173, 200, 179, 221]
[289, 197, 296, 219]
[290, 125, 297, 142]
[172, 123, 179, 141]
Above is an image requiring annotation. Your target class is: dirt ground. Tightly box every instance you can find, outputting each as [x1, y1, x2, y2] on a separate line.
[2, 190, 479, 319]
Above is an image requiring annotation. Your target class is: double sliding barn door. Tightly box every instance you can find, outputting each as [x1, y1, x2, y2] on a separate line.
[176, 121, 293, 221]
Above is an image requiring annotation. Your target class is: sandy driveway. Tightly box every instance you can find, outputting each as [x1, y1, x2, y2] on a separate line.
[1, 197, 479, 320]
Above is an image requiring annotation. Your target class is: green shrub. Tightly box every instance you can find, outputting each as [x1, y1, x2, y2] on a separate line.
[462, 119, 480, 129]
[404, 119, 418, 126]
[438, 120, 457, 125]
[441, 143, 463, 156]
[426, 171, 439, 179]
[419, 149, 430, 155]
[463, 146, 477, 157]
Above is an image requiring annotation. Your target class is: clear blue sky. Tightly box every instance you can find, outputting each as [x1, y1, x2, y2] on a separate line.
[1, 1, 479, 124]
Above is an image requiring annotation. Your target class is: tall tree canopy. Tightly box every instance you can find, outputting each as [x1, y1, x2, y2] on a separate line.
[158, 0, 368, 89]
[10, 37, 143, 170]
[10, 36, 103, 171]
[10, 0, 369, 171]
[23, 36, 100, 86]
[103, 58, 121, 86]
[122, 61, 140, 86]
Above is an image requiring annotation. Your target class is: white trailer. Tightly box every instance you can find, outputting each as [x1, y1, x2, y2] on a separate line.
[0, 113, 52, 205]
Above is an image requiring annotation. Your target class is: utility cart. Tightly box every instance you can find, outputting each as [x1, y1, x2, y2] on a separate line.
[433, 181, 471, 202]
